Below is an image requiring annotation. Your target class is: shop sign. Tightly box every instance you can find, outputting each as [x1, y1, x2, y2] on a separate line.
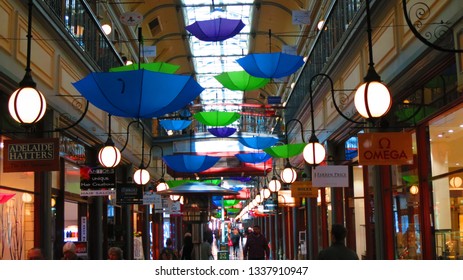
[116, 184, 143, 204]
[3, 138, 59, 172]
[80, 167, 116, 190]
[80, 189, 116, 196]
[312, 165, 349, 187]
[74, 242, 88, 258]
[358, 132, 413, 165]
[291, 181, 318, 198]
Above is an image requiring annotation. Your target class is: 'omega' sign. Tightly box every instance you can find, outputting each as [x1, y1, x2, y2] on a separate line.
[358, 132, 413, 165]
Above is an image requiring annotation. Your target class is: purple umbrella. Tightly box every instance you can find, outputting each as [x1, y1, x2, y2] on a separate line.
[208, 127, 237, 138]
[185, 18, 245, 42]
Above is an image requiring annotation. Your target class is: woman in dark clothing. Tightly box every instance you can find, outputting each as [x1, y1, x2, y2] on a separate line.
[181, 233, 194, 260]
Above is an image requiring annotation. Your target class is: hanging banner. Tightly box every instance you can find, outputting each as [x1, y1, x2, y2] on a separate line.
[358, 132, 413, 165]
[312, 165, 349, 187]
[3, 138, 59, 172]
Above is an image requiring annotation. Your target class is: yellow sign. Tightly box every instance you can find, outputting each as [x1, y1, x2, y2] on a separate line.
[291, 181, 318, 198]
[358, 132, 413, 165]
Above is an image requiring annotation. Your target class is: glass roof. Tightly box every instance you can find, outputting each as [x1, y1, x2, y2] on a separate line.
[182, 0, 254, 112]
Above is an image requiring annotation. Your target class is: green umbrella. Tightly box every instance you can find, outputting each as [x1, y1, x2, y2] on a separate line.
[109, 62, 180, 74]
[167, 179, 221, 188]
[263, 143, 307, 158]
[194, 111, 240, 126]
[214, 71, 270, 91]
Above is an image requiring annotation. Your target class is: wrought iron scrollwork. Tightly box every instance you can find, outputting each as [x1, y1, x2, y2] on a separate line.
[402, 0, 463, 53]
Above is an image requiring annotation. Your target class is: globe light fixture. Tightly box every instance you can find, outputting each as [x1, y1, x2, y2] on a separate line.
[260, 184, 272, 199]
[409, 185, 419, 195]
[303, 75, 326, 166]
[133, 167, 150, 185]
[353, 0, 391, 119]
[9, 0, 47, 125]
[170, 195, 181, 201]
[268, 175, 281, 192]
[156, 178, 169, 192]
[280, 162, 297, 184]
[101, 23, 112, 35]
[98, 115, 121, 168]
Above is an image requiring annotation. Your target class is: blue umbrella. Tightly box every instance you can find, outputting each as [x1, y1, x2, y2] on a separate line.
[236, 52, 305, 79]
[238, 136, 279, 149]
[159, 119, 192, 131]
[208, 127, 237, 137]
[72, 69, 204, 118]
[163, 154, 221, 173]
[186, 18, 245, 42]
[235, 152, 272, 164]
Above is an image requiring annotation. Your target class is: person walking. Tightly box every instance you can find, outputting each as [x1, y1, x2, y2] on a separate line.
[200, 229, 214, 260]
[108, 246, 124, 260]
[243, 225, 269, 260]
[159, 238, 178, 260]
[230, 228, 241, 259]
[181, 232, 194, 260]
[317, 224, 359, 260]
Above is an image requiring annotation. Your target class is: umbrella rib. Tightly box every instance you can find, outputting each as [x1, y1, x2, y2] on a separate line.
[137, 70, 144, 117]
[91, 73, 127, 115]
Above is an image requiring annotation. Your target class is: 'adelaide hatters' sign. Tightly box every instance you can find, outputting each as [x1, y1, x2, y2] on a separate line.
[3, 138, 60, 172]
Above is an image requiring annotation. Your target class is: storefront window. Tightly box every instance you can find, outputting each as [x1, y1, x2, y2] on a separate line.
[430, 105, 463, 259]
[392, 133, 422, 259]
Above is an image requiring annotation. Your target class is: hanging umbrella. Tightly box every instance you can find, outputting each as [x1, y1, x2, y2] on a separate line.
[73, 69, 204, 118]
[109, 62, 180, 74]
[212, 198, 240, 207]
[163, 154, 221, 173]
[159, 119, 192, 131]
[238, 136, 279, 149]
[0, 193, 15, 204]
[236, 52, 305, 79]
[263, 143, 307, 158]
[194, 111, 240, 127]
[157, 181, 238, 195]
[185, 18, 245, 42]
[208, 127, 237, 137]
[167, 179, 221, 188]
[214, 71, 270, 91]
[235, 152, 271, 164]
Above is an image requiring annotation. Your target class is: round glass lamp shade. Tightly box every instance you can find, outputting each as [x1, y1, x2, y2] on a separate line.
[409, 185, 419, 195]
[450, 176, 463, 188]
[255, 193, 263, 203]
[280, 167, 297, 184]
[102, 24, 112, 35]
[303, 142, 326, 165]
[354, 81, 392, 118]
[260, 187, 271, 199]
[98, 145, 121, 168]
[156, 181, 169, 192]
[133, 168, 150, 185]
[268, 178, 282, 192]
[170, 195, 181, 201]
[9, 87, 47, 124]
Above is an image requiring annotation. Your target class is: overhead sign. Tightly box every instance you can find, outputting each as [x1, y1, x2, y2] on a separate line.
[312, 165, 349, 187]
[80, 189, 116, 197]
[80, 167, 116, 190]
[291, 181, 318, 198]
[3, 138, 60, 172]
[358, 132, 413, 165]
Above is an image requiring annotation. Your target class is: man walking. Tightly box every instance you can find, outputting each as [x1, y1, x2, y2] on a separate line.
[243, 225, 269, 260]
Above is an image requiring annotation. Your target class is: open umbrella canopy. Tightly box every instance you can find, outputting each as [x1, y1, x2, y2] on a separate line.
[159, 119, 192, 131]
[0, 193, 15, 204]
[208, 127, 237, 137]
[236, 52, 305, 79]
[212, 198, 240, 207]
[73, 69, 204, 118]
[238, 136, 279, 149]
[163, 154, 221, 173]
[109, 62, 180, 74]
[194, 111, 240, 126]
[235, 152, 271, 163]
[263, 143, 307, 158]
[185, 18, 245, 42]
[214, 71, 270, 91]
[167, 179, 221, 188]
[157, 181, 238, 195]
